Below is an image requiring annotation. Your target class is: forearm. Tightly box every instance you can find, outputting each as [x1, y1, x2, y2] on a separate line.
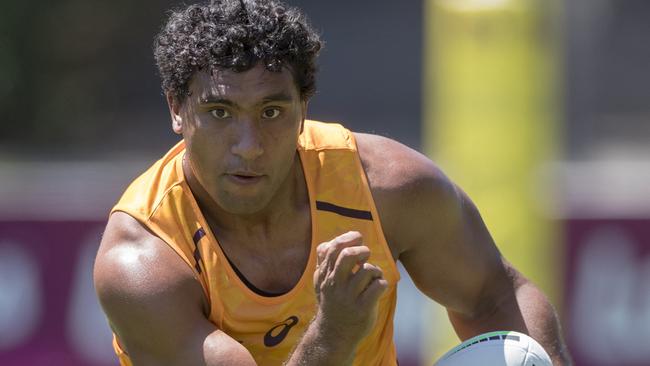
[513, 281, 573, 366]
[284, 313, 357, 366]
[284, 232, 387, 366]
[448, 281, 572, 366]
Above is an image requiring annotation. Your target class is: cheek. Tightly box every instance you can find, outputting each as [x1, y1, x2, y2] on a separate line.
[266, 125, 300, 156]
[186, 134, 229, 173]
[269, 116, 302, 143]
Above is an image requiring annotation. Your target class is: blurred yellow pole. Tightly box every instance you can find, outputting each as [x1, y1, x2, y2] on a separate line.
[423, 0, 562, 362]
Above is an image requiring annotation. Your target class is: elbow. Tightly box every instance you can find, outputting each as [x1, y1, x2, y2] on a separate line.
[203, 332, 257, 366]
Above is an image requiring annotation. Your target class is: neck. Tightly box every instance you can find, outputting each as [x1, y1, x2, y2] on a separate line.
[183, 153, 309, 244]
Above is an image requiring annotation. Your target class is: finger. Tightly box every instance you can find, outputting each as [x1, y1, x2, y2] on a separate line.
[316, 231, 361, 266]
[315, 240, 335, 288]
[349, 262, 383, 294]
[359, 278, 388, 306]
[316, 242, 329, 266]
[316, 232, 364, 292]
[332, 246, 371, 283]
[313, 265, 323, 299]
[322, 231, 363, 275]
[315, 245, 330, 291]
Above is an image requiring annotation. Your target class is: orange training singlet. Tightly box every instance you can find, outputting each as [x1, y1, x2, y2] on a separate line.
[110, 120, 401, 365]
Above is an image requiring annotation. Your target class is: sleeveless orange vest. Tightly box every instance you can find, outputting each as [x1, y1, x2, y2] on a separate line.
[110, 120, 400, 365]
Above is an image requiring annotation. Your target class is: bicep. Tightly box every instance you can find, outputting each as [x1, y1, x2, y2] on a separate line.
[358, 133, 524, 336]
[399, 185, 506, 315]
[380, 162, 512, 319]
[94, 213, 256, 366]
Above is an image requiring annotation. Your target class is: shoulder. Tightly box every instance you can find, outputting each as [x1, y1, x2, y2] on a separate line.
[94, 211, 208, 354]
[353, 132, 452, 195]
[94, 212, 206, 313]
[353, 133, 465, 256]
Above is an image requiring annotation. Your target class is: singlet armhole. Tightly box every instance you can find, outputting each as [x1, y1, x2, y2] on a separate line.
[109, 208, 212, 309]
[348, 132, 401, 283]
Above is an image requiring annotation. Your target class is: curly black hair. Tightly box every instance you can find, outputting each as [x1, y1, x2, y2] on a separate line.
[154, 0, 322, 102]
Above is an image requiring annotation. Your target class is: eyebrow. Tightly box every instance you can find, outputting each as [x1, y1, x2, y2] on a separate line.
[198, 92, 295, 106]
[198, 96, 234, 106]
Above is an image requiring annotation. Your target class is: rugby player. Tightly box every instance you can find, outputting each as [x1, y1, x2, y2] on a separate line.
[94, 0, 572, 365]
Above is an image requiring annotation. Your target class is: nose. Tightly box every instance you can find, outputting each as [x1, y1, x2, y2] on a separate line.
[231, 120, 264, 160]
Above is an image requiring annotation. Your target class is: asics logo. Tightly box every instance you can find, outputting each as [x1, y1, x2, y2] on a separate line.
[263, 316, 299, 347]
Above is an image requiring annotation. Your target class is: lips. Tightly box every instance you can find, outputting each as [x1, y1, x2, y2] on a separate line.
[225, 171, 264, 185]
[229, 170, 263, 178]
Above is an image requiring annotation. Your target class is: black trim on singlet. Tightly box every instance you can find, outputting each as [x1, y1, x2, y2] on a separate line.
[192, 228, 206, 274]
[216, 241, 288, 297]
[315, 200, 373, 220]
[227, 257, 287, 297]
[193, 228, 206, 244]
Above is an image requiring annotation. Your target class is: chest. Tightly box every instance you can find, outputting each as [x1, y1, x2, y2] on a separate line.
[198, 206, 400, 366]
[209, 209, 312, 295]
[220, 235, 312, 295]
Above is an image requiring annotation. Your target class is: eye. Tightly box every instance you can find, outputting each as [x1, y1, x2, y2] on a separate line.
[262, 107, 281, 119]
[210, 108, 231, 119]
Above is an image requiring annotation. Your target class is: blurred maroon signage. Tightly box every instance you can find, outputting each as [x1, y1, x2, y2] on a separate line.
[565, 219, 650, 366]
[0, 220, 427, 366]
[0, 221, 115, 366]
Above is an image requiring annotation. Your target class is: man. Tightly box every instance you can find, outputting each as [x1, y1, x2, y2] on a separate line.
[94, 0, 572, 365]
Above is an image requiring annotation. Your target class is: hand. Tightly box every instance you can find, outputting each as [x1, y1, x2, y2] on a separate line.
[312, 231, 388, 347]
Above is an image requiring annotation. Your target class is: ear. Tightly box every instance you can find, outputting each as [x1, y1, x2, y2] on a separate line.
[166, 92, 184, 135]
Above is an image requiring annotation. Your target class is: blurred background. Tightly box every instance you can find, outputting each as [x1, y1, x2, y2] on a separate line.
[1, 0, 649, 365]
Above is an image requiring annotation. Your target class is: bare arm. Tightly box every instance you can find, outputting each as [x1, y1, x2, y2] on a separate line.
[94, 212, 257, 366]
[286, 232, 388, 366]
[355, 133, 572, 365]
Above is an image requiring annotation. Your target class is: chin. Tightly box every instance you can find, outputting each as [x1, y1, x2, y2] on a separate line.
[217, 194, 274, 215]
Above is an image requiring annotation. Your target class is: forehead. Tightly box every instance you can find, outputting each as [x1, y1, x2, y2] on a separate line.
[188, 64, 299, 103]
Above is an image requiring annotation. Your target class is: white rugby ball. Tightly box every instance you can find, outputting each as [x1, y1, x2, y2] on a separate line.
[434, 331, 552, 366]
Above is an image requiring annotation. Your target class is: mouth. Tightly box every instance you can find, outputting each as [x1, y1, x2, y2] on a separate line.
[226, 172, 264, 185]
